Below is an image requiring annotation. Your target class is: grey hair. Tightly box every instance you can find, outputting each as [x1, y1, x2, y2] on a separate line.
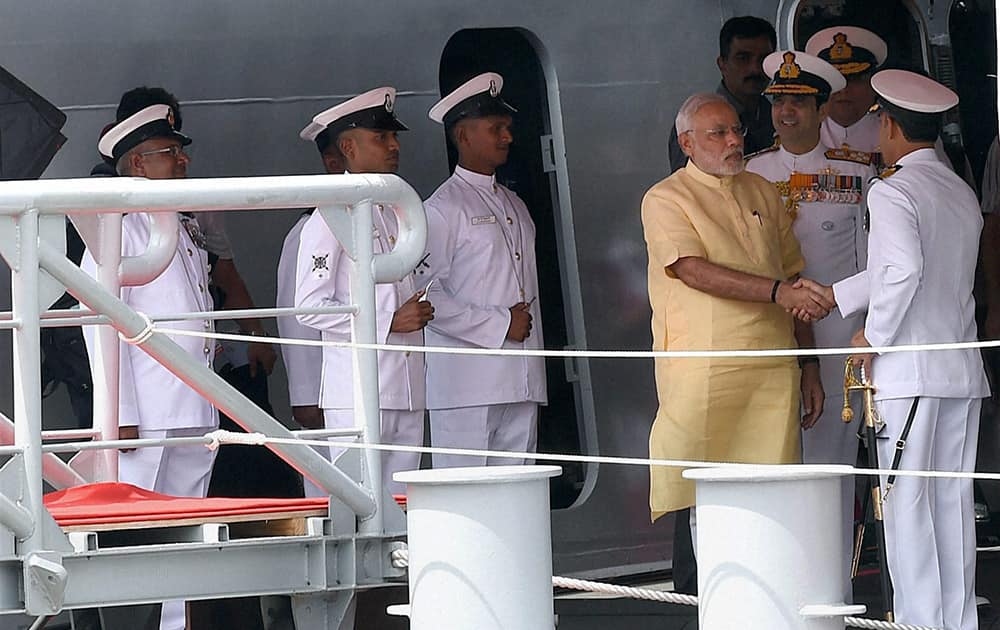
[675, 92, 732, 135]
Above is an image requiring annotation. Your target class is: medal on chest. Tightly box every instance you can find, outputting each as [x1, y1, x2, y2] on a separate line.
[773, 168, 863, 221]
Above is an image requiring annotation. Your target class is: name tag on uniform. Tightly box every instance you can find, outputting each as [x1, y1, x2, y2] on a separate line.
[471, 215, 496, 225]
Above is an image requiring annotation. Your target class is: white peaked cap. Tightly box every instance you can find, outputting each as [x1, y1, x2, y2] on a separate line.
[300, 87, 407, 143]
[428, 72, 515, 125]
[98, 104, 189, 161]
[762, 50, 847, 95]
[871, 69, 959, 113]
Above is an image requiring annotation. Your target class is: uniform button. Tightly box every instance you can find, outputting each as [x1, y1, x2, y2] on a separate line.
[198, 284, 204, 292]
[203, 346, 210, 355]
[187, 248, 193, 256]
[514, 252, 521, 261]
[506, 217, 513, 225]
[405, 351, 411, 357]
[389, 235, 396, 244]
[378, 204, 385, 212]
[203, 321, 211, 330]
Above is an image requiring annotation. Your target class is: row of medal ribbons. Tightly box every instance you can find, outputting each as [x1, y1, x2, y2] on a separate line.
[786, 172, 863, 204]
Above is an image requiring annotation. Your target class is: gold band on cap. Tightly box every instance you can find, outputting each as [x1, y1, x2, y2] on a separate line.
[833, 61, 873, 76]
[764, 84, 821, 95]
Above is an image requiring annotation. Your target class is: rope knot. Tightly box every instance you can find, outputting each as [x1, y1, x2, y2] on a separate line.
[118, 312, 155, 345]
[204, 429, 268, 451]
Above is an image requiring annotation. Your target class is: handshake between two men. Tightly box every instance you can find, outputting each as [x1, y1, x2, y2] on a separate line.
[776, 276, 837, 322]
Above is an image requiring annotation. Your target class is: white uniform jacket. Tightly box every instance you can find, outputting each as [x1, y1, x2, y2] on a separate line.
[294, 204, 425, 411]
[821, 112, 881, 154]
[276, 212, 322, 406]
[423, 166, 547, 409]
[746, 142, 873, 350]
[833, 148, 990, 400]
[81, 213, 217, 430]
[822, 112, 955, 174]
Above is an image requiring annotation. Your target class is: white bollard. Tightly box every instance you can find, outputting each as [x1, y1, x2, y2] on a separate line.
[683, 465, 865, 630]
[395, 465, 560, 630]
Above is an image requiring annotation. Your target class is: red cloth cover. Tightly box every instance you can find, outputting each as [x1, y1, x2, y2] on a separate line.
[44, 482, 329, 527]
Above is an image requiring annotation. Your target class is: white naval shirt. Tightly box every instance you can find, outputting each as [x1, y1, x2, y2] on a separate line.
[833, 148, 990, 400]
[747, 141, 874, 466]
[81, 213, 217, 430]
[822, 112, 954, 173]
[294, 202, 425, 411]
[821, 112, 881, 154]
[745, 143, 873, 283]
[423, 165, 547, 409]
[276, 212, 322, 406]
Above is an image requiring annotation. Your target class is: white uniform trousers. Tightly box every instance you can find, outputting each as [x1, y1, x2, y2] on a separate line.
[429, 402, 538, 468]
[801, 356, 861, 602]
[304, 409, 423, 497]
[876, 397, 980, 630]
[119, 427, 218, 630]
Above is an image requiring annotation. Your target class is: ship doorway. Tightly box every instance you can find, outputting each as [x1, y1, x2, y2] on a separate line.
[790, 0, 926, 70]
[438, 28, 590, 509]
[787, 0, 975, 181]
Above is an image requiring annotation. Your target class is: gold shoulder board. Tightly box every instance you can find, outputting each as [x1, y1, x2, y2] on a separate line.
[825, 146, 872, 165]
[744, 142, 780, 161]
[874, 164, 902, 181]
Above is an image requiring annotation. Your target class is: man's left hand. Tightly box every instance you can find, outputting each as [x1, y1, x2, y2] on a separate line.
[248, 341, 277, 378]
[800, 361, 824, 429]
[849, 328, 874, 382]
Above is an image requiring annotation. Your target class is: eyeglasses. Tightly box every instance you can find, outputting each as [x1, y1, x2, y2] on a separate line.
[685, 125, 748, 141]
[138, 145, 188, 160]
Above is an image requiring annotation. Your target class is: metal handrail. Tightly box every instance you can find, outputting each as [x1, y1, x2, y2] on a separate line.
[3, 172, 427, 542]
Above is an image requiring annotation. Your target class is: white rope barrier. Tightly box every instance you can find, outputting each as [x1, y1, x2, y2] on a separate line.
[552, 576, 698, 606]
[211, 431, 1000, 483]
[154, 324, 1000, 360]
[389, 548, 935, 630]
[33, 429, 1000, 483]
[842, 619, 941, 630]
[550, 577, 939, 630]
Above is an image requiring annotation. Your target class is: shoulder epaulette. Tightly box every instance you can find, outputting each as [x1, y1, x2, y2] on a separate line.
[825, 146, 873, 165]
[869, 164, 902, 184]
[744, 142, 780, 161]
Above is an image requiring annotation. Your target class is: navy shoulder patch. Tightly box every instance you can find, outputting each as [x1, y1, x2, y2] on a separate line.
[869, 164, 902, 184]
[825, 146, 872, 165]
[744, 142, 780, 161]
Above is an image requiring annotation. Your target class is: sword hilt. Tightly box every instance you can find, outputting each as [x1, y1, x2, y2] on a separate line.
[842, 357, 861, 422]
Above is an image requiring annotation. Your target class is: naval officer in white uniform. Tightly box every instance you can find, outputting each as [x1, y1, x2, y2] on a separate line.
[295, 87, 430, 497]
[423, 72, 547, 468]
[801, 70, 990, 630]
[82, 104, 218, 630]
[276, 212, 324, 431]
[276, 144, 345, 436]
[805, 27, 887, 159]
[746, 50, 874, 588]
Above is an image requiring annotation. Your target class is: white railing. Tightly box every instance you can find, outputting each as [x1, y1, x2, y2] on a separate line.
[0, 173, 426, 547]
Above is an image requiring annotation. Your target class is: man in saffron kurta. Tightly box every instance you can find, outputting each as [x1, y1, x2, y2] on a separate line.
[642, 93, 832, 520]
